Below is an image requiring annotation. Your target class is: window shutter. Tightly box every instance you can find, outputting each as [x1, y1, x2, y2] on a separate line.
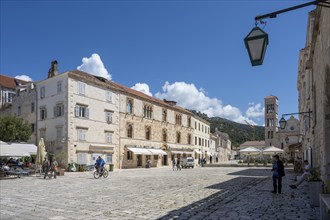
[75, 106, 79, 117]
[61, 105, 64, 116]
[86, 108, 90, 118]
[54, 106, 57, 117]
[45, 108, 47, 119]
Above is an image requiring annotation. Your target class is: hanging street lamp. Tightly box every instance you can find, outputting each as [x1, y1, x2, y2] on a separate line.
[279, 116, 287, 129]
[244, 0, 329, 66]
[244, 27, 268, 66]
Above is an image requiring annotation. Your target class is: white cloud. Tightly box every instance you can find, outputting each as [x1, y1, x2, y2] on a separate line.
[131, 83, 152, 96]
[246, 103, 265, 118]
[77, 53, 111, 80]
[15, 75, 32, 82]
[155, 81, 261, 124]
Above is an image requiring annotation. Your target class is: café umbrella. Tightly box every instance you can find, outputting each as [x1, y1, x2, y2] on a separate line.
[262, 146, 285, 155]
[36, 138, 47, 166]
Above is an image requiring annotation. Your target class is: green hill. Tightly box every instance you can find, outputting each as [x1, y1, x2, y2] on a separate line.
[190, 110, 265, 148]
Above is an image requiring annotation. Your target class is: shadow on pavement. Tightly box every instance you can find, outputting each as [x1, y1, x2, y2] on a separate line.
[226, 168, 270, 177]
[157, 175, 268, 220]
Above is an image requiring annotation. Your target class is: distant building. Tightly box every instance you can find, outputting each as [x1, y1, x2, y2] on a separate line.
[0, 75, 28, 109]
[213, 128, 232, 162]
[263, 95, 302, 160]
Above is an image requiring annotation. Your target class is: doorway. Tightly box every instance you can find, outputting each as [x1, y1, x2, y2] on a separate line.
[137, 155, 142, 167]
[163, 155, 168, 166]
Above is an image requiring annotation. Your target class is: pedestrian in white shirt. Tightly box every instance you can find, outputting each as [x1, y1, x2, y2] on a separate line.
[290, 160, 311, 189]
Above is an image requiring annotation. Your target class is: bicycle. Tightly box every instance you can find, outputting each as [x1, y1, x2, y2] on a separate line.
[93, 167, 109, 179]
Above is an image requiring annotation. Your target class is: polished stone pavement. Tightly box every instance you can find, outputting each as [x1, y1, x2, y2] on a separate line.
[0, 167, 319, 220]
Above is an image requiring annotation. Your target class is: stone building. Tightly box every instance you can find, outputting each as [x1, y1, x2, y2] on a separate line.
[193, 116, 211, 165]
[116, 83, 194, 169]
[264, 95, 301, 160]
[0, 75, 28, 109]
[1, 62, 211, 169]
[264, 95, 279, 148]
[0, 82, 37, 144]
[297, 7, 330, 192]
[213, 129, 232, 162]
[36, 68, 120, 168]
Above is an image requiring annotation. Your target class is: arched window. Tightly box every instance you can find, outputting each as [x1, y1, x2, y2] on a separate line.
[177, 132, 181, 143]
[162, 109, 167, 122]
[162, 129, 167, 142]
[143, 104, 153, 119]
[146, 126, 151, 140]
[127, 99, 133, 114]
[127, 124, 133, 138]
[175, 114, 182, 125]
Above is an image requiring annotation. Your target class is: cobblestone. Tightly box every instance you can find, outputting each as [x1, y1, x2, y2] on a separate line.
[0, 167, 320, 219]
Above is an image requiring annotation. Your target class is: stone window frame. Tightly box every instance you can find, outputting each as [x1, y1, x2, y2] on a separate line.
[175, 113, 182, 126]
[54, 103, 64, 117]
[176, 132, 181, 143]
[143, 104, 153, 119]
[187, 134, 192, 145]
[145, 126, 151, 140]
[162, 129, 167, 142]
[40, 106, 47, 120]
[127, 151, 133, 160]
[127, 98, 134, 114]
[127, 123, 133, 138]
[162, 108, 167, 122]
[105, 131, 113, 143]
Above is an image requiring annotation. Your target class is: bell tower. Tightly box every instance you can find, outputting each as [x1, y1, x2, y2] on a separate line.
[264, 95, 278, 147]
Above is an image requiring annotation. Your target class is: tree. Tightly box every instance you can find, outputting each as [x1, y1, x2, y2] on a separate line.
[0, 116, 32, 142]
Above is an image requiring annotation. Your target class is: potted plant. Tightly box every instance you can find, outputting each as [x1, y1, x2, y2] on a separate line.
[308, 167, 323, 207]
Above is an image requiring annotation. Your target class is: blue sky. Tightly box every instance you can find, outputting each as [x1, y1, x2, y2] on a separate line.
[0, 0, 314, 125]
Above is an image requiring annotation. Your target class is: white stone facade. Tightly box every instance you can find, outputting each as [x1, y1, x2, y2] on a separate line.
[193, 116, 211, 165]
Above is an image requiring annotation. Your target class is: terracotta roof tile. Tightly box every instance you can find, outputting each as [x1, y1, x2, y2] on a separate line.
[0, 74, 28, 89]
[68, 70, 193, 115]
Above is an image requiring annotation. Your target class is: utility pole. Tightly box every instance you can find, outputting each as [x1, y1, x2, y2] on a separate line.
[245, 120, 255, 141]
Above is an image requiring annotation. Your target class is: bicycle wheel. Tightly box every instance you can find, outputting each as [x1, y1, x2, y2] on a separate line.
[93, 171, 100, 179]
[103, 170, 109, 178]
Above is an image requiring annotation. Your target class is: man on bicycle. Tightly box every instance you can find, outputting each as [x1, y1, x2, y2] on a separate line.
[95, 156, 105, 173]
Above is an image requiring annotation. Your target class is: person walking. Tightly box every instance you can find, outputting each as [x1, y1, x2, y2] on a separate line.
[271, 155, 285, 194]
[172, 159, 177, 171]
[290, 160, 311, 189]
[42, 157, 50, 179]
[50, 158, 58, 179]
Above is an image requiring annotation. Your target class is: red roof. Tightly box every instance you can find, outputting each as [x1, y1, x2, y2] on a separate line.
[0, 74, 27, 89]
[68, 70, 193, 115]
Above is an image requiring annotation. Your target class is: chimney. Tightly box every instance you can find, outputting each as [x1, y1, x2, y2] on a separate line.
[163, 99, 177, 106]
[48, 60, 59, 78]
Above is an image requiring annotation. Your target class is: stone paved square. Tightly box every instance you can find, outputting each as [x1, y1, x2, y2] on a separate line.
[0, 167, 319, 220]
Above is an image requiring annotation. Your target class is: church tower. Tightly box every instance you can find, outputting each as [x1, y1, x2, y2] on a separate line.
[264, 95, 278, 147]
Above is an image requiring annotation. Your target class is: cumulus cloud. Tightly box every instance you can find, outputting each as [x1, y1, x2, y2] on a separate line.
[15, 75, 32, 82]
[131, 83, 152, 96]
[246, 103, 264, 118]
[155, 81, 260, 124]
[77, 53, 111, 80]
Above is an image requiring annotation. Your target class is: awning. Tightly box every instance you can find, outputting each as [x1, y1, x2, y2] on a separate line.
[194, 150, 202, 154]
[170, 150, 193, 155]
[0, 145, 31, 157]
[89, 144, 114, 154]
[9, 143, 37, 155]
[148, 149, 167, 155]
[128, 147, 152, 155]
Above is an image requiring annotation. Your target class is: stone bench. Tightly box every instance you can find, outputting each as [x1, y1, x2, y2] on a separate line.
[320, 194, 330, 220]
